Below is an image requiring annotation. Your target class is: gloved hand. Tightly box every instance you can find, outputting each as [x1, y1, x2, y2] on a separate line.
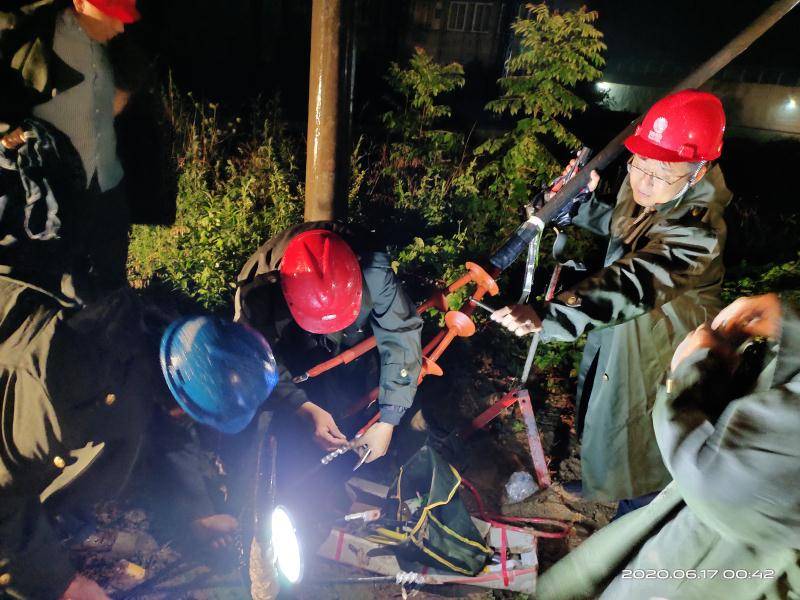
[542, 159, 600, 227]
[490, 304, 542, 337]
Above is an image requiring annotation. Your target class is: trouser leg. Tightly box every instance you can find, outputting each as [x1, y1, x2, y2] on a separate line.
[75, 177, 131, 298]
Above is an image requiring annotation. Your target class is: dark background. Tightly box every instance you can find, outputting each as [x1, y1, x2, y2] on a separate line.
[129, 0, 800, 266]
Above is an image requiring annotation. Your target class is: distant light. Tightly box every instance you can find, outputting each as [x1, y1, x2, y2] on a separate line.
[787, 98, 797, 110]
[272, 506, 303, 584]
[596, 81, 611, 92]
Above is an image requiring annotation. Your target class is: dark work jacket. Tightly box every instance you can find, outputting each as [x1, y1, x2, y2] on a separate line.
[234, 221, 423, 425]
[0, 279, 159, 599]
[538, 301, 800, 600]
[0, 118, 86, 304]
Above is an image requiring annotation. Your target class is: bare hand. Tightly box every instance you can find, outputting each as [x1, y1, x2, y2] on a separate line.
[545, 157, 600, 201]
[491, 304, 542, 337]
[296, 402, 348, 451]
[670, 324, 737, 373]
[60, 574, 110, 600]
[191, 514, 239, 550]
[0, 128, 26, 150]
[353, 422, 394, 463]
[711, 293, 782, 341]
[113, 89, 131, 117]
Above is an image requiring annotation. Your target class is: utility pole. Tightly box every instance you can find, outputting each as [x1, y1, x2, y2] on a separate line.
[305, 0, 345, 222]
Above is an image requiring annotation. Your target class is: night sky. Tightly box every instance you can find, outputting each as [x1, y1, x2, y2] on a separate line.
[591, 0, 800, 69]
[133, 1, 800, 107]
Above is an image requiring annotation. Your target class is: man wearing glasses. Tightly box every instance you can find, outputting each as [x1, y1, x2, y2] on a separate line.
[492, 90, 731, 510]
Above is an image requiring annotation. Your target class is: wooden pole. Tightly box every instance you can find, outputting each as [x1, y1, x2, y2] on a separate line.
[305, 0, 343, 222]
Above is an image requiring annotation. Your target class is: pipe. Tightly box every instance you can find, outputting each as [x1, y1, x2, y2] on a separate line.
[305, 0, 343, 221]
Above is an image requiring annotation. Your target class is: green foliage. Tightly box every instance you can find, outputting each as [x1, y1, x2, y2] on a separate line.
[350, 47, 483, 289]
[357, 22, 604, 289]
[535, 338, 584, 374]
[132, 4, 604, 316]
[382, 46, 466, 147]
[128, 97, 303, 309]
[480, 3, 605, 204]
[722, 254, 800, 307]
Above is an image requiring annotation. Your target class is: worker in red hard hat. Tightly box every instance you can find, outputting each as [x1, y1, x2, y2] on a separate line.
[235, 222, 423, 465]
[1, 0, 150, 301]
[492, 90, 732, 509]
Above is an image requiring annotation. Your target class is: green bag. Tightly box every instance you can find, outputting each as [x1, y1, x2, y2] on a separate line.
[370, 446, 492, 576]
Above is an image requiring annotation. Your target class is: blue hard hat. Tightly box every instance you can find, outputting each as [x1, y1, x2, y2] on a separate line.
[160, 316, 279, 434]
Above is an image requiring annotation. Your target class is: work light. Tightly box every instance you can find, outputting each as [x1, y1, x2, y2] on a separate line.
[271, 505, 303, 584]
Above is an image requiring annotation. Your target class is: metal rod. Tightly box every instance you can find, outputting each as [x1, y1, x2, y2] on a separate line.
[469, 297, 496, 314]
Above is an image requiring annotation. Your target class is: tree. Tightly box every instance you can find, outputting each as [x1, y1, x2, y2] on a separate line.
[479, 3, 606, 204]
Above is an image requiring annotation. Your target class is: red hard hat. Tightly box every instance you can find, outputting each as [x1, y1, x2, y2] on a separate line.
[625, 90, 725, 162]
[86, 0, 141, 24]
[280, 230, 363, 334]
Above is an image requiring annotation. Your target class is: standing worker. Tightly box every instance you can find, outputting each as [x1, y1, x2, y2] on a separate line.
[1, 0, 142, 296]
[493, 90, 732, 506]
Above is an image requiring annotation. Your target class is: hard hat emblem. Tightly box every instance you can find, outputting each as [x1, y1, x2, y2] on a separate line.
[648, 117, 668, 143]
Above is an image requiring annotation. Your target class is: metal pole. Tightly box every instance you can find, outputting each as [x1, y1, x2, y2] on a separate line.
[305, 0, 344, 222]
[536, 0, 800, 226]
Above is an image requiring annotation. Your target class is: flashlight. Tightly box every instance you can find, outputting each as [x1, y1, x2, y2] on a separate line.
[271, 505, 304, 584]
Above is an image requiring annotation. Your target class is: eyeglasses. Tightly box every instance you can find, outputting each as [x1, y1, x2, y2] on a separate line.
[626, 156, 692, 187]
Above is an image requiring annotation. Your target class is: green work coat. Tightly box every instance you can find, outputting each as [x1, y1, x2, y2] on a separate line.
[540, 166, 732, 500]
[0, 275, 228, 599]
[537, 301, 800, 600]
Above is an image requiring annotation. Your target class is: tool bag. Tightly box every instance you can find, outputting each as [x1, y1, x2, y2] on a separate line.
[370, 445, 492, 576]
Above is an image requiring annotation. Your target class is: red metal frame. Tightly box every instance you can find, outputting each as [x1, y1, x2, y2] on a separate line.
[461, 389, 551, 490]
[298, 261, 550, 487]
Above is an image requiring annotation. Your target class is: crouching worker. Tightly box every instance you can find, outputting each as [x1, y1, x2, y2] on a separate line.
[536, 293, 800, 600]
[234, 221, 424, 464]
[492, 90, 732, 505]
[0, 285, 277, 599]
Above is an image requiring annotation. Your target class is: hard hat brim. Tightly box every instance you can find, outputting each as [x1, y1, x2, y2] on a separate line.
[624, 134, 688, 163]
[86, 0, 141, 24]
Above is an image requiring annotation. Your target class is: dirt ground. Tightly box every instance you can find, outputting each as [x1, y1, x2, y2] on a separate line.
[71, 324, 615, 599]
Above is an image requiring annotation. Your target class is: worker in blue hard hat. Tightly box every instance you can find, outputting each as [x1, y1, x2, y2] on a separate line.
[159, 315, 280, 434]
[0, 276, 278, 599]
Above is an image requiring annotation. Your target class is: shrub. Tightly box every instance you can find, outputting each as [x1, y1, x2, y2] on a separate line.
[128, 98, 304, 309]
[480, 3, 606, 205]
[722, 254, 800, 307]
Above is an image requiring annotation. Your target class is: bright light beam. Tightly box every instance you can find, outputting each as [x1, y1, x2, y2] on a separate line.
[271, 506, 303, 584]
